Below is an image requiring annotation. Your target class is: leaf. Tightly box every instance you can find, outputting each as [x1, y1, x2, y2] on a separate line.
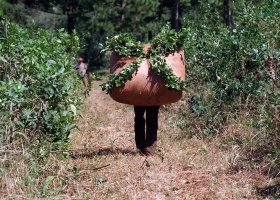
[0, 55, 7, 62]
[47, 60, 56, 65]
[46, 176, 55, 184]
[12, 131, 28, 140]
[70, 104, 77, 115]
[58, 67, 65, 74]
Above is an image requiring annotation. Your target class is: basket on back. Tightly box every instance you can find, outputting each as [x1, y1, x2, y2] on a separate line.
[109, 44, 185, 106]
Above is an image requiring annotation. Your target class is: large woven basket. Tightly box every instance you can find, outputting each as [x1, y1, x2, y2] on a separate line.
[109, 44, 185, 106]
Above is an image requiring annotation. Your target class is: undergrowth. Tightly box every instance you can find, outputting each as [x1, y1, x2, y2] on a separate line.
[175, 0, 280, 192]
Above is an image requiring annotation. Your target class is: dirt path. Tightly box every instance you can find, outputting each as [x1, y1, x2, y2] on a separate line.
[65, 80, 268, 200]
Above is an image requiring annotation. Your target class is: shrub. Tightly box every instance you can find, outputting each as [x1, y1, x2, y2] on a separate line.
[178, 0, 280, 172]
[0, 14, 82, 151]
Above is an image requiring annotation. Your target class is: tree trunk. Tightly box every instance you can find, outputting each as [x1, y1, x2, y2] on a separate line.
[224, 0, 233, 26]
[66, 5, 75, 34]
[174, 0, 179, 32]
[120, 0, 126, 24]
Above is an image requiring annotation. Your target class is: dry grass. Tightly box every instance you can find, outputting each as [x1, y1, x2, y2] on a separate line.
[0, 79, 273, 199]
[58, 80, 269, 200]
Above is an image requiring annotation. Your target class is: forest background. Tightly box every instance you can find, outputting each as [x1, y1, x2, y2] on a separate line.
[0, 0, 280, 199]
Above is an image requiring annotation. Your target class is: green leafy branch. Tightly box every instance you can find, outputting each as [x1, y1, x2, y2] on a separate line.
[100, 57, 145, 94]
[100, 33, 143, 57]
[100, 23, 186, 94]
[148, 24, 186, 55]
[149, 55, 185, 91]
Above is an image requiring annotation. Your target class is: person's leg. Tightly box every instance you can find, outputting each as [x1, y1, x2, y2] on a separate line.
[145, 106, 160, 155]
[82, 76, 87, 89]
[134, 106, 146, 151]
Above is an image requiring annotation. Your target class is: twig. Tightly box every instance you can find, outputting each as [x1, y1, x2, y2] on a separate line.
[80, 164, 110, 171]
[50, 148, 96, 153]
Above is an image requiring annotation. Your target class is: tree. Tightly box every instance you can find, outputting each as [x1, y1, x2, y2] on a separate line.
[75, 0, 162, 68]
[158, 0, 193, 31]
[224, 0, 233, 26]
[6, 0, 185, 69]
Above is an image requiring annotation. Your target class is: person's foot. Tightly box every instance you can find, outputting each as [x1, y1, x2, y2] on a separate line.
[138, 148, 148, 156]
[138, 147, 154, 156]
[145, 146, 155, 156]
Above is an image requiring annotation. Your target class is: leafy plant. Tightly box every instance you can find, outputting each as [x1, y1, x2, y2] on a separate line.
[0, 17, 82, 150]
[149, 25, 186, 55]
[100, 24, 186, 94]
[175, 0, 280, 179]
[101, 33, 143, 57]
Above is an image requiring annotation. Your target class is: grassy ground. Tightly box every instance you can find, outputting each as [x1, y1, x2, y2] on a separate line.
[58, 79, 270, 199]
[0, 79, 274, 199]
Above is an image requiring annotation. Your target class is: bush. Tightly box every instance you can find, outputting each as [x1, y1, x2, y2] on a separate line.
[0, 14, 82, 151]
[178, 0, 280, 172]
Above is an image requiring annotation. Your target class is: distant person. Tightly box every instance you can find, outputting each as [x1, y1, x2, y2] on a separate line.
[134, 106, 160, 156]
[74, 57, 88, 89]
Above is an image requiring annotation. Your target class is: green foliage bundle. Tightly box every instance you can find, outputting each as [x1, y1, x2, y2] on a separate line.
[100, 58, 145, 94]
[101, 33, 143, 57]
[149, 26, 186, 55]
[0, 14, 82, 151]
[100, 24, 186, 94]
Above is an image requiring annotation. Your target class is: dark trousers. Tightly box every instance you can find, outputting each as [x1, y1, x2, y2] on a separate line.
[134, 106, 160, 149]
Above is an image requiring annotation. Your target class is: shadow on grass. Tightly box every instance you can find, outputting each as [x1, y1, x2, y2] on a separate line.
[69, 147, 136, 159]
[256, 184, 280, 199]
